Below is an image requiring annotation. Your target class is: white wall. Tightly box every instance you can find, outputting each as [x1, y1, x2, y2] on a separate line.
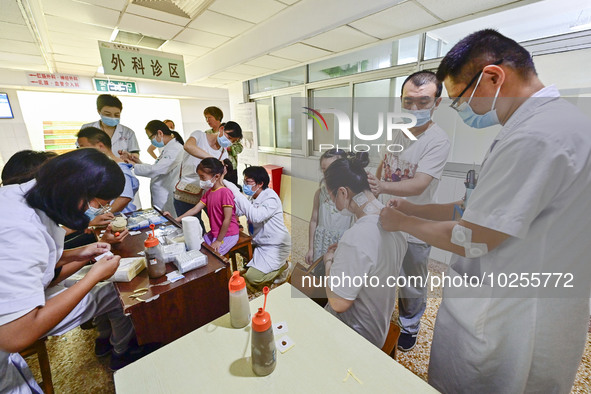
[0, 88, 31, 168]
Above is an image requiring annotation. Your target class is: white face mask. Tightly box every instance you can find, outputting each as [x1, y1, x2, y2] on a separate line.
[200, 178, 215, 190]
[402, 103, 435, 127]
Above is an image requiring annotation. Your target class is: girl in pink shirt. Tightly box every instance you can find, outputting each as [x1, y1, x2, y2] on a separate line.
[176, 158, 239, 254]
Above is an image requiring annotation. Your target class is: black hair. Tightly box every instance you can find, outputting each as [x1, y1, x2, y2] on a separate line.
[324, 152, 370, 195]
[204, 106, 223, 121]
[77, 127, 112, 149]
[145, 120, 185, 145]
[243, 166, 269, 189]
[223, 121, 243, 139]
[401, 71, 443, 98]
[1, 150, 58, 186]
[197, 157, 233, 176]
[436, 29, 536, 84]
[320, 149, 348, 161]
[97, 94, 122, 111]
[25, 149, 124, 231]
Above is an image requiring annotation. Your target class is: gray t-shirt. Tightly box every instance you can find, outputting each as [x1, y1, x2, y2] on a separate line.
[325, 214, 407, 347]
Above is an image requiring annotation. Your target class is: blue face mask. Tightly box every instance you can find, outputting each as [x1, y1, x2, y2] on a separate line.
[218, 134, 232, 148]
[243, 184, 259, 197]
[456, 72, 501, 129]
[85, 206, 102, 221]
[100, 115, 120, 127]
[151, 135, 165, 148]
[402, 104, 435, 127]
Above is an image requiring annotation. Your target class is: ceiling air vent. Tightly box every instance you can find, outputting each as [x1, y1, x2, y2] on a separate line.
[131, 0, 210, 19]
[112, 30, 166, 49]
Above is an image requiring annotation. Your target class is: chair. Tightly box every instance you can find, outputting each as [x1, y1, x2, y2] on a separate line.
[19, 337, 54, 394]
[381, 322, 401, 359]
[227, 231, 253, 272]
[289, 257, 327, 307]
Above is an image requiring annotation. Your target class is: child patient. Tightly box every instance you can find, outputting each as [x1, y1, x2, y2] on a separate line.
[171, 158, 240, 255]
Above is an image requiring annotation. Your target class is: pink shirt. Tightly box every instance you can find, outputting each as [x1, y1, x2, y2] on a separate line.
[200, 186, 239, 239]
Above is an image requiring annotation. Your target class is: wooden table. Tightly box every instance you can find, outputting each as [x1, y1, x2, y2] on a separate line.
[114, 283, 438, 393]
[106, 221, 232, 345]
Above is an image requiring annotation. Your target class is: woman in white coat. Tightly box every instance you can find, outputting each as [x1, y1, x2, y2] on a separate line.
[224, 166, 291, 291]
[121, 120, 184, 213]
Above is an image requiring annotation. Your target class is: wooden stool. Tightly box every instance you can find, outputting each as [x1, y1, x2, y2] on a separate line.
[381, 322, 401, 359]
[227, 231, 253, 272]
[19, 337, 54, 394]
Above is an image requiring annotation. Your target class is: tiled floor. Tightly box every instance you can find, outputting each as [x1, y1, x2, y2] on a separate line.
[26, 213, 591, 393]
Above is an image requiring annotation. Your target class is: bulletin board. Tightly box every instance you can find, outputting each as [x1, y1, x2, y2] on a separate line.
[43, 120, 86, 154]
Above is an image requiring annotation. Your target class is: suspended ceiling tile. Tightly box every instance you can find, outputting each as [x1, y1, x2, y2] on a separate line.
[160, 40, 211, 57]
[126, 3, 191, 26]
[119, 13, 185, 40]
[209, 0, 287, 24]
[209, 71, 251, 81]
[0, 61, 47, 72]
[349, 1, 441, 39]
[303, 25, 378, 52]
[51, 43, 100, 57]
[276, 0, 301, 4]
[42, 0, 120, 28]
[245, 54, 299, 69]
[78, 0, 129, 11]
[47, 31, 104, 49]
[193, 77, 231, 87]
[269, 43, 332, 62]
[54, 62, 101, 74]
[188, 11, 254, 37]
[416, 0, 516, 21]
[0, 22, 35, 43]
[0, 0, 25, 24]
[53, 54, 100, 66]
[44, 15, 113, 40]
[0, 38, 42, 56]
[227, 63, 274, 75]
[0, 51, 46, 64]
[174, 28, 231, 48]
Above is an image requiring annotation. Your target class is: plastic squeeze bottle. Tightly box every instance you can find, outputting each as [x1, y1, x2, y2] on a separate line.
[251, 286, 276, 376]
[145, 224, 166, 279]
[229, 271, 250, 328]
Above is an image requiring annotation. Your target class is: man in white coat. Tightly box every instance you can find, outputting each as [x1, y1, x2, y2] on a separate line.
[224, 166, 291, 291]
[380, 29, 591, 393]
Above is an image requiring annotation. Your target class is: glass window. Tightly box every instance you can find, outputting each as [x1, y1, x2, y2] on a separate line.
[249, 66, 306, 94]
[255, 98, 274, 148]
[309, 85, 350, 153]
[274, 93, 302, 150]
[308, 35, 420, 83]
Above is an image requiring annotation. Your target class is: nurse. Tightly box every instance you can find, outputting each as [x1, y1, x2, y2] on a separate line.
[379, 29, 591, 393]
[223, 166, 291, 292]
[0, 149, 147, 392]
[120, 120, 185, 213]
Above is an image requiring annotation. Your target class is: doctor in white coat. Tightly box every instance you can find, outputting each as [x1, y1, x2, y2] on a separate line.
[121, 120, 184, 214]
[224, 166, 291, 291]
[380, 29, 591, 393]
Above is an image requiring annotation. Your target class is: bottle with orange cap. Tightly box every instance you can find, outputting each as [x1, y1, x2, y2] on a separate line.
[251, 286, 276, 376]
[145, 224, 166, 279]
[229, 271, 250, 328]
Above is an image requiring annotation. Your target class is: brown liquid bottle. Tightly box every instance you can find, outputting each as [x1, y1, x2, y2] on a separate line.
[251, 287, 276, 376]
[144, 224, 166, 279]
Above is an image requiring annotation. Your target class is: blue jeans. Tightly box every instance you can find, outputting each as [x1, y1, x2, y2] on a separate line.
[173, 198, 206, 234]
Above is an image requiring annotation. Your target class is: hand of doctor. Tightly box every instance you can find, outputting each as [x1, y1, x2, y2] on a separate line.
[119, 150, 140, 164]
[367, 173, 383, 196]
[379, 206, 408, 232]
[89, 212, 115, 227]
[87, 254, 121, 282]
[100, 224, 129, 244]
[386, 198, 414, 215]
[79, 242, 112, 261]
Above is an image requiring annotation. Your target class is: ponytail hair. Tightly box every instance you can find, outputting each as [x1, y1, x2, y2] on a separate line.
[197, 157, 233, 176]
[145, 120, 184, 145]
[324, 151, 370, 194]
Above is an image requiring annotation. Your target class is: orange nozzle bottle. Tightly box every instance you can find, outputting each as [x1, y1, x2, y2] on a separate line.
[144, 224, 159, 248]
[252, 287, 271, 332]
[229, 271, 246, 292]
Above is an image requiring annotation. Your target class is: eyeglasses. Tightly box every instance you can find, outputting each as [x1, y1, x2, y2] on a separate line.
[449, 59, 503, 112]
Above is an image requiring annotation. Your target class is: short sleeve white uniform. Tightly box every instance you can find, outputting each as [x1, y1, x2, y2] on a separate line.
[325, 215, 407, 348]
[380, 123, 450, 243]
[81, 121, 140, 157]
[134, 138, 184, 213]
[429, 86, 591, 393]
[178, 130, 228, 186]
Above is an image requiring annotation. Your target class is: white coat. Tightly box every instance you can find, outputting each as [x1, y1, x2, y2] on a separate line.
[428, 86, 591, 393]
[134, 139, 183, 214]
[224, 181, 291, 274]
